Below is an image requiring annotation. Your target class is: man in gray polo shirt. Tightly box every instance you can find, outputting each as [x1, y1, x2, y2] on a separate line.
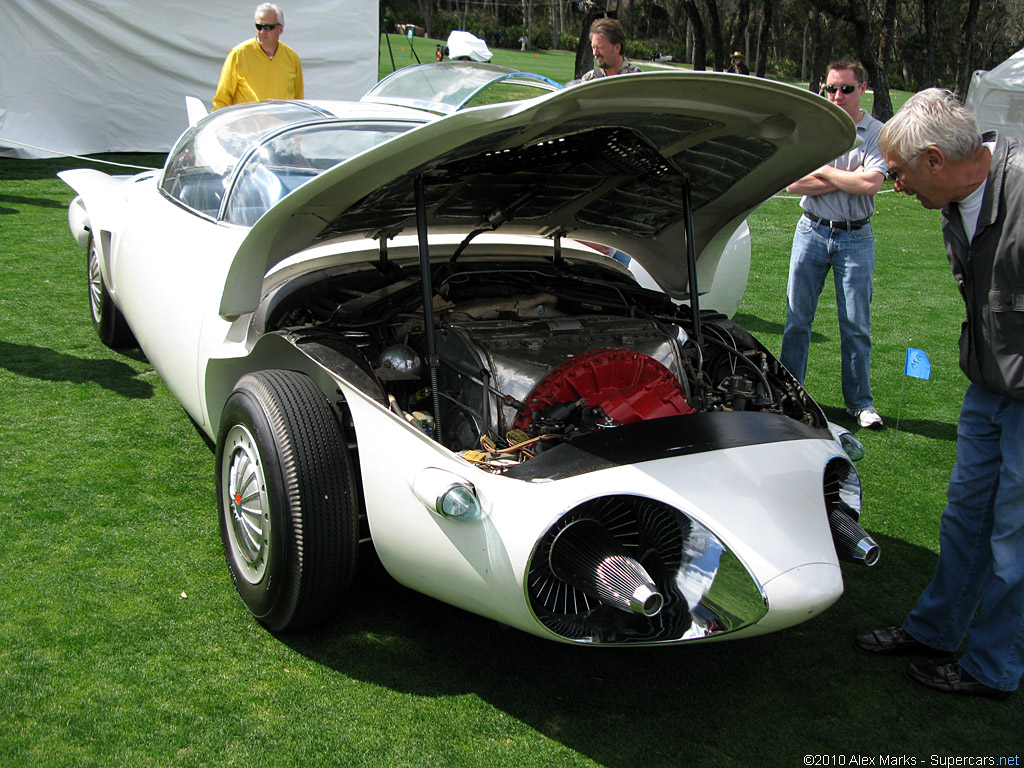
[780, 60, 888, 429]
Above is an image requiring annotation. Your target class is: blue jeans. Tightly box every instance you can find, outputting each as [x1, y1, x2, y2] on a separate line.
[779, 216, 875, 411]
[903, 384, 1024, 692]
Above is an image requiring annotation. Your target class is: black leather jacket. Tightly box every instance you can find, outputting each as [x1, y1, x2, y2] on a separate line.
[941, 133, 1024, 400]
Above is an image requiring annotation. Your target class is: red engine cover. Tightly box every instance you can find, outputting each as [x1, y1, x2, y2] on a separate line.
[514, 347, 693, 430]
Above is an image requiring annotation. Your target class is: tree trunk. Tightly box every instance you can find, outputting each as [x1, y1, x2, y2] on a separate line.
[922, 0, 938, 88]
[574, 7, 604, 79]
[801, 20, 808, 81]
[877, 0, 897, 90]
[550, 1, 558, 50]
[416, 0, 434, 39]
[956, 0, 982, 98]
[808, 0, 892, 119]
[807, 6, 825, 94]
[849, 0, 892, 120]
[677, 0, 708, 70]
[703, 0, 727, 71]
[728, 0, 752, 56]
[521, 0, 533, 51]
[755, 0, 772, 78]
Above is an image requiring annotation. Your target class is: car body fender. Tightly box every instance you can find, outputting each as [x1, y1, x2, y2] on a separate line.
[58, 169, 146, 295]
[337, 381, 844, 642]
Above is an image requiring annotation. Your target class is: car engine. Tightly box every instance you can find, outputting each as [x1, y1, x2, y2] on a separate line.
[266, 258, 824, 469]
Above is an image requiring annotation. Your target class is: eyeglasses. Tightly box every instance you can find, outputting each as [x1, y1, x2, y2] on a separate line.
[255, 23, 280, 31]
[824, 83, 861, 95]
[886, 149, 925, 183]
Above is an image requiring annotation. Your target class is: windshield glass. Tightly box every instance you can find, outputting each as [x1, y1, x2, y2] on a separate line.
[224, 121, 417, 226]
[160, 102, 326, 217]
[363, 62, 560, 114]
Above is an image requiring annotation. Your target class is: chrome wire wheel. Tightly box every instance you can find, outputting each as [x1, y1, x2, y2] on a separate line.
[87, 241, 103, 325]
[216, 370, 359, 632]
[221, 423, 271, 584]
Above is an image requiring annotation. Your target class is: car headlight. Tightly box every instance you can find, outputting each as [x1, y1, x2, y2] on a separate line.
[412, 467, 482, 521]
[829, 423, 865, 462]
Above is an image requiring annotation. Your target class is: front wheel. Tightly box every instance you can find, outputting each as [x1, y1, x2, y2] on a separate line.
[87, 236, 136, 349]
[216, 370, 359, 632]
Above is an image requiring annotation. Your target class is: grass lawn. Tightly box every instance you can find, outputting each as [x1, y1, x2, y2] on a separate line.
[1, 66, 1017, 766]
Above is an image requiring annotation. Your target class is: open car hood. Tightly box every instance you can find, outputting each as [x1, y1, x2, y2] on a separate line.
[221, 72, 854, 317]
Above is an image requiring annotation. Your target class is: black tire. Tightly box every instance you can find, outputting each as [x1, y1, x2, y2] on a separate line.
[87, 235, 137, 349]
[215, 370, 359, 632]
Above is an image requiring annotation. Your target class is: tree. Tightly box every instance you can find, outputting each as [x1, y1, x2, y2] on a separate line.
[674, 0, 709, 69]
[955, 0, 982, 98]
[521, 0, 535, 48]
[807, 0, 893, 120]
[573, 4, 608, 79]
[921, 0, 939, 88]
[727, 0, 752, 56]
[415, 0, 434, 37]
[703, 0, 727, 70]
[754, 0, 772, 78]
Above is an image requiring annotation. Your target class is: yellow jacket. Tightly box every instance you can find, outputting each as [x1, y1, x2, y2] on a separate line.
[213, 38, 303, 110]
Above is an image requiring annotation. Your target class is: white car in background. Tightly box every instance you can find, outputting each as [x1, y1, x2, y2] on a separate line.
[61, 64, 876, 646]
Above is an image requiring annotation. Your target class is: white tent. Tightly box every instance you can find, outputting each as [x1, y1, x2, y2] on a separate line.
[0, 1, 379, 158]
[965, 48, 1024, 143]
[445, 31, 492, 63]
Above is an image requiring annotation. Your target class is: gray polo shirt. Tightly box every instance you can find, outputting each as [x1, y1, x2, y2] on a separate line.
[801, 110, 887, 222]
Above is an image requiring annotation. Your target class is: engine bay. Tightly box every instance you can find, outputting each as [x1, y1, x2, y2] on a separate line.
[265, 257, 824, 470]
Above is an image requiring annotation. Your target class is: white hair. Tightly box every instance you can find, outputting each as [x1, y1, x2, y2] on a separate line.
[878, 88, 982, 163]
[255, 3, 284, 25]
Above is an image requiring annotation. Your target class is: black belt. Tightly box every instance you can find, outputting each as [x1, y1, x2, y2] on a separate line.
[803, 212, 871, 231]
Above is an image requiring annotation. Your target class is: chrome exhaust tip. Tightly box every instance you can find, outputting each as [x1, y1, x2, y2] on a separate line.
[548, 518, 664, 617]
[828, 508, 880, 566]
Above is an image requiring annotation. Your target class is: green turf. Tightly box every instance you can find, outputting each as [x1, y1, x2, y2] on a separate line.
[1, 80, 1016, 768]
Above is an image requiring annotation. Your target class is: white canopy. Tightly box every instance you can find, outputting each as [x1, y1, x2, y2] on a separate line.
[965, 48, 1024, 143]
[0, 0, 378, 158]
[445, 31, 492, 63]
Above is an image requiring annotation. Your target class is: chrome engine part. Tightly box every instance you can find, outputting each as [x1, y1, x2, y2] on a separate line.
[527, 494, 768, 644]
[435, 314, 691, 451]
[824, 457, 878, 566]
[548, 517, 664, 618]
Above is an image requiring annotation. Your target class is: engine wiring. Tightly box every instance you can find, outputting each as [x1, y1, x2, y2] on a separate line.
[269, 256, 824, 456]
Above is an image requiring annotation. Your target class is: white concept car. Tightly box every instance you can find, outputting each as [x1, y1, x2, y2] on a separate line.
[61, 63, 877, 646]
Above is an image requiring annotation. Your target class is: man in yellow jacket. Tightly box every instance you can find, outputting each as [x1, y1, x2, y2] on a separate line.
[213, 3, 303, 110]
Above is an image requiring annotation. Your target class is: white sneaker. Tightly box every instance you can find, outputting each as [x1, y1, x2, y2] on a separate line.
[849, 405, 884, 430]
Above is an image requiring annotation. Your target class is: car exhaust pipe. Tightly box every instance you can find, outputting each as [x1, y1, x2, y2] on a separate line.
[828, 508, 880, 566]
[548, 518, 664, 617]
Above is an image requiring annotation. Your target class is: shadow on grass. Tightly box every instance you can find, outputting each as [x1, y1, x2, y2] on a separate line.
[0, 193, 67, 213]
[280, 532, 1016, 765]
[732, 311, 829, 343]
[0, 340, 154, 398]
[819, 403, 957, 442]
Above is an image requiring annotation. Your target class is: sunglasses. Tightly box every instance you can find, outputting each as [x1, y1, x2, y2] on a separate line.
[255, 23, 280, 31]
[824, 83, 860, 95]
[886, 149, 925, 183]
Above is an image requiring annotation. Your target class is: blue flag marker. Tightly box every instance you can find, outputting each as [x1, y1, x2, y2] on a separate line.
[905, 348, 931, 380]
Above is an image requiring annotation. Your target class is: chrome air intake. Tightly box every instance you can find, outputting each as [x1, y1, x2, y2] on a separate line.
[823, 457, 879, 566]
[527, 495, 768, 644]
[548, 518, 664, 617]
[828, 507, 880, 566]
